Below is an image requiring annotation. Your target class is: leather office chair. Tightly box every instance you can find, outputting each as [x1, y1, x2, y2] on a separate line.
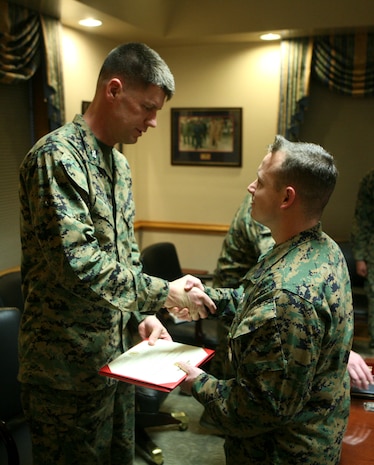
[137, 242, 221, 463]
[135, 387, 187, 465]
[0, 268, 24, 312]
[140, 242, 218, 348]
[141, 242, 184, 282]
[0, 307, 32, 465]
[136, 242, 213, 464]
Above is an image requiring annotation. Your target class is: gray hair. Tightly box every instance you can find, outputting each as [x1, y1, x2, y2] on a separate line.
[269, 135, 338, 216]
[98, 42, 175, 100]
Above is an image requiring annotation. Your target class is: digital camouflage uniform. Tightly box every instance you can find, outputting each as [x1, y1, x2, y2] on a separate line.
[18, 114, 170, 464]
[351, 169, 374, 344]
[197, 224, 353, 465]
[209, 193, 274, 378]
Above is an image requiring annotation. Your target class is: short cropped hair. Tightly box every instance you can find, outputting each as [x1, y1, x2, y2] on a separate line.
[98, 42, 175, 100]
[269, 135, 338, 216]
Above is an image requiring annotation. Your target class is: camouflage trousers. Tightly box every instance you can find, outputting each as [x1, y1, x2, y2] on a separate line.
[21, 381, 135, 465]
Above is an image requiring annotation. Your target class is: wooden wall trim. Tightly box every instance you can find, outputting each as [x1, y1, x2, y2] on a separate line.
[0, 265, 20, 278]
[134, 220, 229, 235]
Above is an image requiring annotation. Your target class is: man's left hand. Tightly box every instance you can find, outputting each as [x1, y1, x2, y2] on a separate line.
[138, 315, 172, 345]
[177, 361, 204, 395]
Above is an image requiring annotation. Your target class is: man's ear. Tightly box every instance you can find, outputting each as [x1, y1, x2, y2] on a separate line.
[107, 78, 122, 99]
[281, 186, 296, 209]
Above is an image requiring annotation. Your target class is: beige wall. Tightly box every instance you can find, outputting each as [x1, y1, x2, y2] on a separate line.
[299, 79, 374, 242]
[131, 43, 281, 222]
[61, 27, 374, 273]
[62, 29, 116, 116]
[62, 27, 280, 272]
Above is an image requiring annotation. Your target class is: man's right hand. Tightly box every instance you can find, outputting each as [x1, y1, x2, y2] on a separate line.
[165, 275, 216, 321]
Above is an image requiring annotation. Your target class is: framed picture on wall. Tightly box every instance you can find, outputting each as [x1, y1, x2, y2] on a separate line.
[171, 107, 242, 167]
[81, 101, 90, 113]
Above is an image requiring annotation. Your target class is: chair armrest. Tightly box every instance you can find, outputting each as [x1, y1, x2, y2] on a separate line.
[0, 419, 20, 465]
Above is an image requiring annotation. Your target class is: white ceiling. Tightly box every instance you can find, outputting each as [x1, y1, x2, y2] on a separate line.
[9, 0, 374, 46]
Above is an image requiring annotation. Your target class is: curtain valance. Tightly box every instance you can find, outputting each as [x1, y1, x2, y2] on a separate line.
[278, 32, 374, 140]
[0, 1, 41, 83]
[0, 0, 65, 129]
[313, 33, 374, 97]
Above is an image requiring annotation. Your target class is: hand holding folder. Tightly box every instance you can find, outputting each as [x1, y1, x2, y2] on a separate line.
[99, 339, 214, 392]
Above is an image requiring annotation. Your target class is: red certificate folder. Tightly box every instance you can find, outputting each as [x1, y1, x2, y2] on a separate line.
[99, 339, 215, 392]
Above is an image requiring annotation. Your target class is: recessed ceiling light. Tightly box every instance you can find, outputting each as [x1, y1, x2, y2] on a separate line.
[260, 33, 281, 41]
[79, 18, 103, 28]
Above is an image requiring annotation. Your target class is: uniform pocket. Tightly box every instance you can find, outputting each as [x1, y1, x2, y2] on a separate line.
[231, 298, 286, 374]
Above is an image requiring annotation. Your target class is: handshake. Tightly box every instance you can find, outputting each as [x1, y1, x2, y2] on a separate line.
[164, 275, 216, 321]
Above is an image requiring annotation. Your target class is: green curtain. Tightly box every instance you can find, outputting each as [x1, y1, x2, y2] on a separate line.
[40, 15, 65, 129]
[0, 0, 41, 83]
[313, 32, 374, 97]
[277, 37, 313, 141]
[278, 32, 374, 140]
[0, 0, 65, 129]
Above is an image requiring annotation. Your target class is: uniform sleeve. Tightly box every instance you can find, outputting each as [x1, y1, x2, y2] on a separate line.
[20, 142, 169, 315]
[191, 290, 324, 437]
[203, 285, 243, 325]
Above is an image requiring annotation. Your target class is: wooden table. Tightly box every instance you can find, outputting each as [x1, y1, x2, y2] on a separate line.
[340, 358, 374, 464]
[340, 397, 374, 464]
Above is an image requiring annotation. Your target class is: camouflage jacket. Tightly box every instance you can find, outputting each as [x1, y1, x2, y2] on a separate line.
[18, 114, 169, 390]
[212, 193, 274, 288]
[351, 169, 374, 262]
[197, 224, 353, 464]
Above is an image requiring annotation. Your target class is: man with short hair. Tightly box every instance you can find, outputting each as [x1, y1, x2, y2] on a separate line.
[19, 42, 214, 465]
[179, 135, 353, 465]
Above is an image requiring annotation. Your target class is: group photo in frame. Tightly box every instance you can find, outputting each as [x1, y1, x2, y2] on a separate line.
[171, 107, 242, 166]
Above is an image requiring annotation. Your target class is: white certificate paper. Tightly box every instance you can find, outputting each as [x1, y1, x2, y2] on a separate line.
[99, 339, 214, 392]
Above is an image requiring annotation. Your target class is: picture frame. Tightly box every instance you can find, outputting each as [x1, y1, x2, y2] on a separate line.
[81, 101, 90, 113]
[171, 107, 242, 167]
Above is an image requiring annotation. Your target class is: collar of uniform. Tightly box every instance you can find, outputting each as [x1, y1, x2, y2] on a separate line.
[246, 222, 323, 283]
[73, 114, 114, 178]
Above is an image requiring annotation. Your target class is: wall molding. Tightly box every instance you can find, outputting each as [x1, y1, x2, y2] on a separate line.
[134, 220, 229, 235]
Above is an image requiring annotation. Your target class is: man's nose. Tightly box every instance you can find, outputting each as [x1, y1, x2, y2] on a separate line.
[146, 111, 157, 128]
[247, 180, 257, 194]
